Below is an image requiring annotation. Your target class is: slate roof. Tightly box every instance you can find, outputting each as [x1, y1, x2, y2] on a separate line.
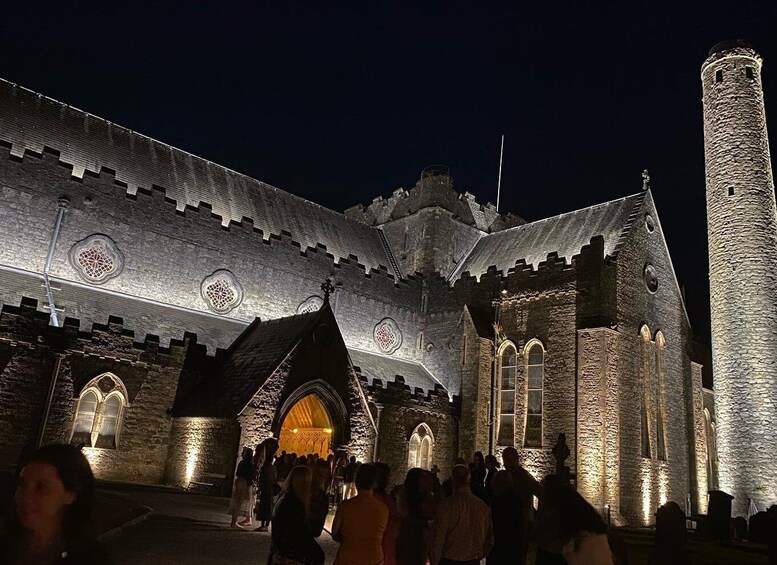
[464, 304, 495, 339]
[0, 79, 395, 275]
[0, 266, 247, 352]
[174, 308, 323, 417]
[349, 348, 444, 394]
[450, 192, 646, 280]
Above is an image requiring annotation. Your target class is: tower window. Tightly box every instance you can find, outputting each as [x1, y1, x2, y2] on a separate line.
[746, 67, 754, 79]
[728, 187, 735, 196]
[715, 70, 723, 83]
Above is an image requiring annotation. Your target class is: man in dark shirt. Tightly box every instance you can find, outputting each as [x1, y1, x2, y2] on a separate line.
[309, 458, 331, 537]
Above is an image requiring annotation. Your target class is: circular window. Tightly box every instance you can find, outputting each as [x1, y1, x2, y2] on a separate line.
[645, 213, 655, 233]
[644, 264, 658, 293]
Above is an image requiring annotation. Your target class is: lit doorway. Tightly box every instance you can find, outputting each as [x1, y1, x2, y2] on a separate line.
[278, 394, 334, 456]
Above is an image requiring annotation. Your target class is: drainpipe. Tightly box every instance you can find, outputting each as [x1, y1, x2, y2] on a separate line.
[489, 297, 501, 454]
[43, 198, 69, 327]
[372, 404, 383, 461]
[37, 353, 64, 447]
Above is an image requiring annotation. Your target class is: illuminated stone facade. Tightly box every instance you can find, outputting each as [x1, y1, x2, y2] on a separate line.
[702, 41, 777, 515]
[0, 59, 719, 524]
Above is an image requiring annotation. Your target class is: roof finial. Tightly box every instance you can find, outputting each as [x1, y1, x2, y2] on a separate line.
[321, 278, 335, 303]
[642, 169, 650, 191]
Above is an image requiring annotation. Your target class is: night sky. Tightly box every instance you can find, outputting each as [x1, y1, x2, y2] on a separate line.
[2, 2, 776, 341]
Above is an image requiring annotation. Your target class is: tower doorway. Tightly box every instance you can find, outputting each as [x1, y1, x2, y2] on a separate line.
[278, 394, 334, 456]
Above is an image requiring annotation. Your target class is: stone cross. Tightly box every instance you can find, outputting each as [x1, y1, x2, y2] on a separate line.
[552, 432, 571, 484]
[321, 278, 335, 303]
[642, 169, 650, 191]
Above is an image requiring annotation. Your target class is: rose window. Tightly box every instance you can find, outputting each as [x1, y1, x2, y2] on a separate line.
[69, 235, 124, 284]
[201, 270, 243, 314]
[297, 295, 324, 314]
[374, 318, 402, 354]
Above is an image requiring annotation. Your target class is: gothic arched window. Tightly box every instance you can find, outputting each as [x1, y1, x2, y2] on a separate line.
[655, 331, 668, 461]
[497, 343, 517, 446]
[640, 325, 652, 458]
[71, 374, 128, 449]
[407, 423, 434, 470]
[524, 341, 544, 448]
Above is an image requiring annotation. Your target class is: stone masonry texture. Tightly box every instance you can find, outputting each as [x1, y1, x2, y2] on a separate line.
[0, 62, 719, 525]
[702, 43, 777, 515]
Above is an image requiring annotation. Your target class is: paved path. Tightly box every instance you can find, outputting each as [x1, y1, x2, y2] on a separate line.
[106, 488, 339, 564]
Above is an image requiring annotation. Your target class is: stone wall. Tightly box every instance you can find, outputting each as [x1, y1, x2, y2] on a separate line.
[165, 417, 241, 494]
[702, 44, 777, 515]
[0, 299, 187, 484]
[371, 381, 458, 485]
[614, 191, 693, 525]
[577, 328, 622, 522]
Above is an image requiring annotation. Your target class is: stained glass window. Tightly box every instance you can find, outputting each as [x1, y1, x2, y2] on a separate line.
[524, 343, 544, 448]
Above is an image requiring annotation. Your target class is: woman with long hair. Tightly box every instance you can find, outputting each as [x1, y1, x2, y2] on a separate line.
[269, 465, 325, 565]
[0, 444, 112, 563]
[228, 447, 254, 528]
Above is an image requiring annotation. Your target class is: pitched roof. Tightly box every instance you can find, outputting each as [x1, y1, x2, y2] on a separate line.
[0, 79, 395, 275]
[175, 307, 323, 417]
[450, 192, 646, 280]
[464, 304, 495, 339]
[349, 348, 445, 394]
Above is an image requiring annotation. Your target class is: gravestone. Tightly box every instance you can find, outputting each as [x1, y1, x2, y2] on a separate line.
[706, 490, 734, 541]
[748, 511, 772, 543]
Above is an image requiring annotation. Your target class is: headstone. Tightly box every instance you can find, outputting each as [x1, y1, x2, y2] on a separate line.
[706, 490, 734, 541]
[748, 511, 772, 544]
[652, 502, 686, 563]
[733, 516, 747, 541]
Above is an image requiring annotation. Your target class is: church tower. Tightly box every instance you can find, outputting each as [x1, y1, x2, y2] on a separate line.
[702, 40, 777, 514]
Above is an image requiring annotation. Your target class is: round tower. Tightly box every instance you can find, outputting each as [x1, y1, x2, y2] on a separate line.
[702, 40, 777, 515]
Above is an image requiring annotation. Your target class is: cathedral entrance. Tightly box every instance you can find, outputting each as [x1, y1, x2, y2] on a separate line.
[277, 394, 334, 456]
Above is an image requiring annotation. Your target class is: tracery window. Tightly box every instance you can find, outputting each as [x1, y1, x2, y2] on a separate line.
[296, 295, 323, 314]
[70, 374, 127, 449]
[497, 343, 517, 446]
[407, 423, 434, 470]
[655, 332, 668, 461]
[201, 270, 243, 314]
[524, 341, 544, 448]
[69, 235, 124, 284]
[640, 325, 652, 458]
[374, 318, 402, 355]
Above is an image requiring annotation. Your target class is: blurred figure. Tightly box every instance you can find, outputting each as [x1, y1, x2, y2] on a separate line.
[502, 447, 542, 562]
[343, 456, 358, 500]
[0, 444, 112, 563]
[332, 463, 388, 565]
[269, 466, 325, 565]
[374, 462, 399, 565]
[469, 451, 488, 502]
[442, 458, 466, 497]
[430, 464, 493, 565]
[483, 455, 500, 503]
[255, 443, 278, 532]
[229, 447, 254, 529]
[396, 467, 436, 565]
[532, 475, 565, 565]
[555, 486, 612, 565]
[309, 459, 331, 537]
[488, 470, 523, 565]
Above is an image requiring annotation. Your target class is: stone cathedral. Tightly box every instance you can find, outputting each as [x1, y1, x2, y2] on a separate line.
[6, 41, 771, 527]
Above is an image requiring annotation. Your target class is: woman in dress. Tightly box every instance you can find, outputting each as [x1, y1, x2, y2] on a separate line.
[229, 447, 254, 529]
[395, 468, 436, 565]
[0, 444, 113, 564]
[269, 465, 325, 565]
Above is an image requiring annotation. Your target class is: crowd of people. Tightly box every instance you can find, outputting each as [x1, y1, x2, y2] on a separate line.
[230, 440, 615, 565]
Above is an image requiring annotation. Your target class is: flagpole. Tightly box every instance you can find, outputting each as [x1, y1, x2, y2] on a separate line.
[496, 134, 505, 211]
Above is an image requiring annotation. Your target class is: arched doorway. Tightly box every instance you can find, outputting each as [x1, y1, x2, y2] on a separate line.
[277, 394, 334, 456]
